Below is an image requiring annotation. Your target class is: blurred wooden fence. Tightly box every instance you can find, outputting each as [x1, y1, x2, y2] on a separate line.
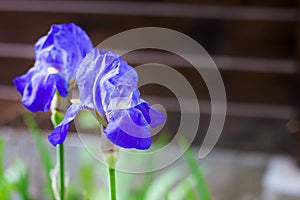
[0, 0, 299, 157]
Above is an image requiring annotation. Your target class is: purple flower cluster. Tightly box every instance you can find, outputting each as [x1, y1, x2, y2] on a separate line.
[14, 23, 165, 150]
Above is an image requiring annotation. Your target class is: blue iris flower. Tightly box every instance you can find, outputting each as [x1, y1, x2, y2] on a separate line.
[48, 48, 166, 150]
[14, 23, 93, 112]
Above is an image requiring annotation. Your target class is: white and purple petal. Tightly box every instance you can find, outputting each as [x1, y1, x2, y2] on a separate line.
[104, 107, 152, 150]
[35, 23, 93, 79]
[76, 48, 166, 149]
[14, 23, 93, 113]
[13, 67, 38, 95]
[48, 102, 85, 146]
[16, 69, 68, 112]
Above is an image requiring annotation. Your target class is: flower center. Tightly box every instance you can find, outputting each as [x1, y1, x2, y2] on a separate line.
[47, 67, 59, 74]
[70, 98, 81, 103]
[107, 92, 133, 113]
[116, 92, 133, 109]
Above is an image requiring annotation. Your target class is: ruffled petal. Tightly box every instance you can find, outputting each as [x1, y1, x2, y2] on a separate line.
[101, 58, 138, 112]
[13, 68, 38, 95]
[53, 23, 93, 57]
[149, 107, 166, 128]
[104, 108, 152, 149]
[52, 73, 69, 97]
[35, 23, 93, 81]
[133, 101, 166, 128]
[104, 121, 152, 150]
[77, 49, 140, 113]
[18, 70, 69, 112]
[133, 102, 151, 124]
[48, 102, 85, 146]
[22, 72, 57, 112]
[76, 48, 107, 112]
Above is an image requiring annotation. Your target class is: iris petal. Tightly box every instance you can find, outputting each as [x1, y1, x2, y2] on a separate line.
[16, 69, 69, 112]
[53, 74, 69, 97]
[104, 107, 152, 149]
[133, 102, 151, 124]
[35, 23, 93, 78]
[48, 102, 85, 146]
[133, 101, 165, 127]
[22, 72, 57, 112]
[104, 122, 152, 150]
[76, 49, 107, 112]
[149, 107, 166, 128]
[76, 49, 138, 115]
[13, 68, 38, 95]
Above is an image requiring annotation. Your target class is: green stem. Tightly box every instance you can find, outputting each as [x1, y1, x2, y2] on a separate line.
[50, 90, 70, 200]
[100, 120, 118, 200]
[57, 144, 65, 200]
[108, 166, 117, 200]
[51, 109, 65, 200]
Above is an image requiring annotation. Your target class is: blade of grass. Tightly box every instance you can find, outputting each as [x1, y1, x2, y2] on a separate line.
[179, 138, 211, 200]
[164, 188, 170, 200]
[144, 165, 187, 200]
[121, 171, 155, 200]
[79, 162, 95, 195]
[0, 137, 4, 176]
[182, 177, 198, 200]
[4, 159, 31, 200]
[168, 175, 197, 200]
[22, 111, 54, 197]
[0, 137, 10, 200]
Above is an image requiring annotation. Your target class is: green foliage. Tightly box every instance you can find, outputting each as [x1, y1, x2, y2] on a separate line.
[0, 137, 33, 200]
[66, 137, 211, 200]
[0, 137, 4, 173]
[79, 156, 95, 199]
[22, 111, 54, 198]
[51, 110, 65, 127]
[4, 159, 32, 200]
[1, 112, 211, 200]
[77, 110, 99, 130]
[144, 165, 187, 200]
[180, 139, 211, 200]
[0, 136, 10, 200]
[168, 175, 197, 200]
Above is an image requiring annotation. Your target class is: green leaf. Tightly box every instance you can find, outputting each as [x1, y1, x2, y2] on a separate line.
[168, 175, 197, 200]
[51, 110, 65, 127]
[0, 137, 10, 200]
[77, 111, 99, 129]
[179, 138, 211, 200]
[120, 171, 155, 200]
[164, 189, 170, 200]
[0, 137, 4, 176]
[182, 177, 198, 200]
[4, 159, 31, 200]
[22, 111, 54, 198]
[79, 161, 95, 195]
[144, 165, 187, 200]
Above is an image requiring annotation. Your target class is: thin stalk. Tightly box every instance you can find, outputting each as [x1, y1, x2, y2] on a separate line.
[108, 166, 117, 200]
[51, 107, 66, 200]
[57, 144, 65, 200]
[100, 118, 118, 200]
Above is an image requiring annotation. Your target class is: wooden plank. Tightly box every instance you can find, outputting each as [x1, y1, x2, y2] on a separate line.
[0, 1, 297, 21]
[295, 4, 300, 164]
[0, 43, 296, 74]
[0, 85, 296, 120]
